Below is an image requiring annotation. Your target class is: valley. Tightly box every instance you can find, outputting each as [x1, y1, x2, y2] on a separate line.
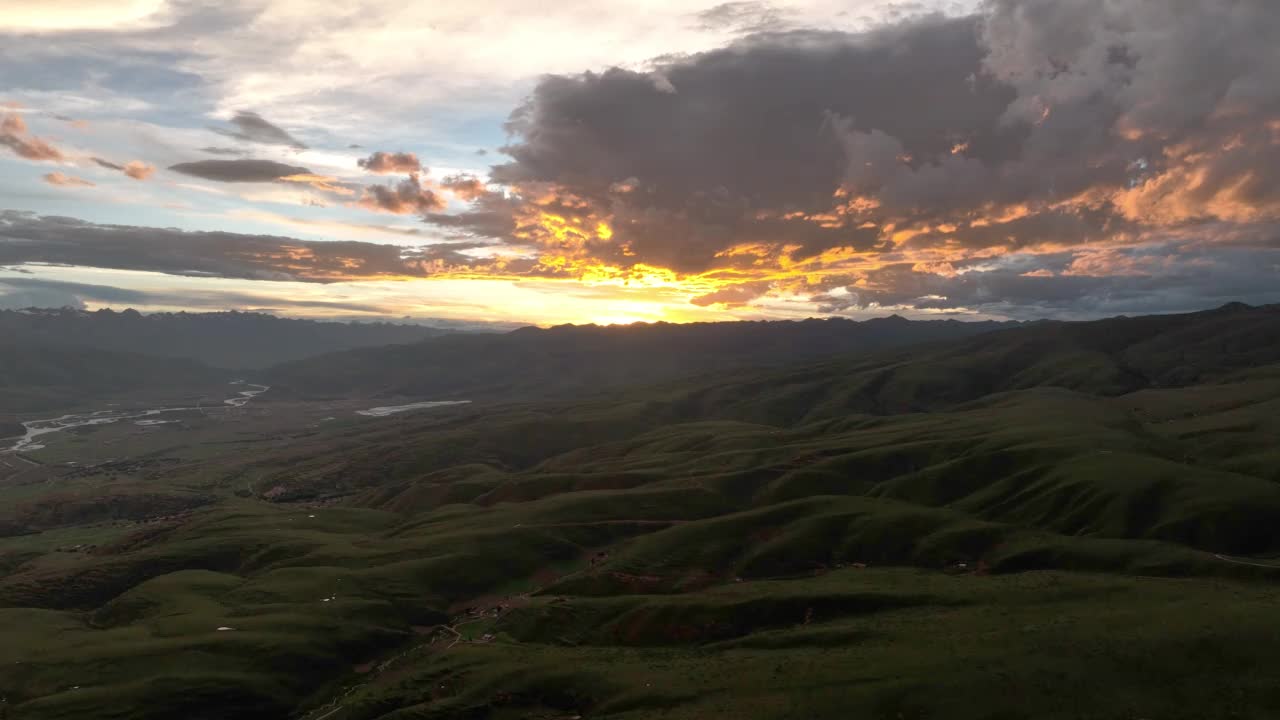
[1, 305, 1280, 719]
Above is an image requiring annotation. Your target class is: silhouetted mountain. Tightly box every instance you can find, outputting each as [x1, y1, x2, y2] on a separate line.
[0, 344, 224, 414]
[267, 316, 1017, 401]
[0, 308, 457, 369]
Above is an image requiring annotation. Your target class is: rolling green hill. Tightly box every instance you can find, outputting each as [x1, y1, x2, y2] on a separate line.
[2, 304, 1280, 719]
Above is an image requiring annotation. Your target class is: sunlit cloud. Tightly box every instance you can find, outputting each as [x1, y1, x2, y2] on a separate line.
[0, 0, 170, 32]
[42, 172, 94, 187]
[358, 151, 421, 174]
[1, 112, 66, 161]
[1, 0, 1276, 322]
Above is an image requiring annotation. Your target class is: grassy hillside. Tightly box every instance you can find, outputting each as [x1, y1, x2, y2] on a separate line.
[0, 344, 227, 414]
[2, 304, 1280, 719]
[658, 302, 1280, 423]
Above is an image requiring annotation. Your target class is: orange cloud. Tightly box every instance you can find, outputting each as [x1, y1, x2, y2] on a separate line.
[123, 161, 155, 180]
[1061, 248, 1165, 278]
[1, 112, 65, 162]
[690, 281, 773, 307]
[357, 151, 421, 174]
[1112, 158, 1280, 226]
[280, 173, 355, 196]
[356, 173, 445, 214]
[43, 172, 94, 187]
[441, 174, 487, 201]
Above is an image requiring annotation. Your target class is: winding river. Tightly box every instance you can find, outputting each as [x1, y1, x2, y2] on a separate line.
[1, 382, 269, 454]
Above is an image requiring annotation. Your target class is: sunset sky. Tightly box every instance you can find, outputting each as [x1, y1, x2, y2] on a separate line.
[1, 0, 1277, 325]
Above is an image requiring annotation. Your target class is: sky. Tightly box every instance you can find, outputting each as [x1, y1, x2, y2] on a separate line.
[1, 0, 1278, 326]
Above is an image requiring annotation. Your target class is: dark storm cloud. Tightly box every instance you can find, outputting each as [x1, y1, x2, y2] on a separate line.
[492, 20, 1001, 208]
[211, 111, 307, 149]
[200, 146, 246, 156]
[424, 189, 521, 240]
[0, 211, 478, 283]
[477, 17, 1020, 270]
[414, 0, 1280, 315]
[91, 157, 124, 171]
[168, 159, 313, 183]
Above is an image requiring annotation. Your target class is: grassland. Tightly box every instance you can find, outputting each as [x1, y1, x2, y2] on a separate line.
[3, 305, 1280, 719]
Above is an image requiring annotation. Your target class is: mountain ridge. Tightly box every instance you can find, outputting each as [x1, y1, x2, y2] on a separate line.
[266, 314, 1020, 401]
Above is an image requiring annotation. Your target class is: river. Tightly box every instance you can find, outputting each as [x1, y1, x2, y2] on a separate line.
[355, 400, 471, 417]
[1, 382, 270, 454]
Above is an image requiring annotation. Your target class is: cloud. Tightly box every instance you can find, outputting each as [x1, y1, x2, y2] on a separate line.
[400, 1, 1280, 316]
[0, 211, 482, 284]
[0, 276, 401, 314]
[0, 113, 66, 162]
[5, 0, 1277, 320]
[356, 173, 446, 215]
[694, 2, 792, 33]
[440, 174, 488, 201]
[92, 157, 155, 180]
[53, 114, 91, 129]
[169, 159, 313, 183]
[278, 173, 358, 196]
[827, 242, 1280, 320]
[211, 110, 307, 149]
[358, 151, 422, 174]
[0, 281, 87, 310]
[690, 281, 774, 307]
[42, 172, 95, 188]
[0, 0, 169, 32]
[200, 146, 246, 156]
[454, 17, 1012, 274]
[123, 161, 155, 180]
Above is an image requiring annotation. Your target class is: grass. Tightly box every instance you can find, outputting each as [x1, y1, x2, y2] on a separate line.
[5, 306, 1280, 718]
[305, 569, 1280, 720]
